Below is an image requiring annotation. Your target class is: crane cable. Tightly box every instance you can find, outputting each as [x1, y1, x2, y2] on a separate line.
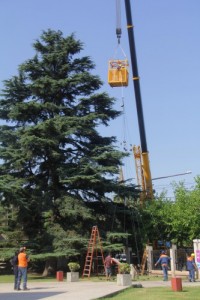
[116, 2, 140, 252]
[116, 0, 122, 44]
[115, 0, 128, 122]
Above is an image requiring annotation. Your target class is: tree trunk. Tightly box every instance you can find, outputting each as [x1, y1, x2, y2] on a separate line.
[42, 258, 57, 277]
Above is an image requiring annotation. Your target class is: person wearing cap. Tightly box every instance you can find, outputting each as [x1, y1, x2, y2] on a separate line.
[155, 250, 171, 281]
[16, 247, 30, 291]
[187, 253, 196, 282]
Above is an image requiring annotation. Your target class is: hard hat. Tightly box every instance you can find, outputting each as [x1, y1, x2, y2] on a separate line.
[191, 253, 195, 257]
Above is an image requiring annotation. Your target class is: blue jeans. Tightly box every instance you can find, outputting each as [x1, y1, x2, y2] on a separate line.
[17, 267, 28, 289]
[106, 267, 111, 275]
[162, 264, 168, 281]
[13, 266, 18, 289]
[188, 269, 195, 281]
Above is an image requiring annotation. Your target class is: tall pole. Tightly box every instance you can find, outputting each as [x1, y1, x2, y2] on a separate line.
[124, 0, 153, 199]
[124, 0, 147, 152]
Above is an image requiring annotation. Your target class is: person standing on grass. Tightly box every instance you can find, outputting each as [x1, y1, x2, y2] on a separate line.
[17, 247, 30, 291]
[155, 250, 171, 281]
[187, 253, 196, 282]
[104, 253, 113, 280]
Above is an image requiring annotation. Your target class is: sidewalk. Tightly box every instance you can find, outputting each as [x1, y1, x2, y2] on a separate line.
[0, 281, 127, 300]
[1, 279, 200, 300]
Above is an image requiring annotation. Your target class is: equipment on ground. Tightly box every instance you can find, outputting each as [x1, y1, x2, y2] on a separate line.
[82, 226, 105, 278]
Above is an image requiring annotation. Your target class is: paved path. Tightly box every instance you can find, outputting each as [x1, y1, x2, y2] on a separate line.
[1, 279, 200, 300]
[0, 281, 127, 300]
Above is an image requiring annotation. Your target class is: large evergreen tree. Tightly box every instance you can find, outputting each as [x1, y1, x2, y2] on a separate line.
[0, 30, 138, 256]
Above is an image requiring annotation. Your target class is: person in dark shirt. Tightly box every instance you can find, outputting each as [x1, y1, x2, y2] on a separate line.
[187, 253, 196, 282]
[10, 251, 19, 290]
[155, 250, 171, 281]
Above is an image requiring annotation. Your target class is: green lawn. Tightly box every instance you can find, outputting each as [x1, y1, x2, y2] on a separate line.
[0, 274, 57, 283]
[0, 274, 113, 283]
[97, 286, 200, 300]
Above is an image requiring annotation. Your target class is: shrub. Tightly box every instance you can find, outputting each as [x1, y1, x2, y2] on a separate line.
[118, 263, 131, 274]
[68, 262, 80, 272]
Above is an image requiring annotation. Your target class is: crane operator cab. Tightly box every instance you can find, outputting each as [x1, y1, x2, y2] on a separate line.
[108, 59, 129, 87]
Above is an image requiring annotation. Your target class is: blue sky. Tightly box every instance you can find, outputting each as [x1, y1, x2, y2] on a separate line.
[0, 0, 199, 198]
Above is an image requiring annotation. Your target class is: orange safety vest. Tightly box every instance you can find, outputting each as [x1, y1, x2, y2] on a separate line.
[18, 252, 28, 267]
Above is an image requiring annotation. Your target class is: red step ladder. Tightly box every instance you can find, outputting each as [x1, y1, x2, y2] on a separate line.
[82, 226, 105, 278]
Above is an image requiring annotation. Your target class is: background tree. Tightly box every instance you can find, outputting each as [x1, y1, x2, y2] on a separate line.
[169, 177, 200, 246]
[140, 177, 200, 248]
[0, 30, 140, 268]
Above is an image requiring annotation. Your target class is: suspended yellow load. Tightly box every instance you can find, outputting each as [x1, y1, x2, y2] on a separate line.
[108, 59, 129, 87]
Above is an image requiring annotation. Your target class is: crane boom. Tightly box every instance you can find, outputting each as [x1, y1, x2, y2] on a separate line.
[124, 0, 153, 200]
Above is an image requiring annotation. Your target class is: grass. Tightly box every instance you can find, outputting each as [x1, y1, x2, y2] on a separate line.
[0, 273, 188, 283]
[97, 286, 200, 300]
[0, 274, 57, 283]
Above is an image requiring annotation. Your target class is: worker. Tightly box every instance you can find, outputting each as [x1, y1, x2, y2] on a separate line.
[155, 250, 171, 281]
[187, 253, 196, 282]
[17, 247, 30, 290]
[104, 253, 113, 280]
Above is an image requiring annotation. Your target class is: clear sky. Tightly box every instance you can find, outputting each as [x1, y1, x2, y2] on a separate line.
[0, 0, 199, 198]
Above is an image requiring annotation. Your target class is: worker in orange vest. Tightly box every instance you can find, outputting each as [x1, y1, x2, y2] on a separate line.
[16, 247, 30, 291]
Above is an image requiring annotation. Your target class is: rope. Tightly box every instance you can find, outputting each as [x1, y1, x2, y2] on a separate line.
[112, 44, 127, 60]
[131, 210, 141, 266]
[119, 92, 133, 152]
[111, 204, 117, 231]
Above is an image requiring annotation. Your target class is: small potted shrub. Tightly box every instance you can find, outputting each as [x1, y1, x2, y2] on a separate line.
[68, 262, 80, 272]
[119, 263, 131, 274]
[117, 263, 132, 286]
[67, 262, 80, 282]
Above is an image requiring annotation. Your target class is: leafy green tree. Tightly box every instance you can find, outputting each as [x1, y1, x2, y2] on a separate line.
[140, 177, 200, 248]
[169, 178, 200, 246]
[0, 30, 139, 265]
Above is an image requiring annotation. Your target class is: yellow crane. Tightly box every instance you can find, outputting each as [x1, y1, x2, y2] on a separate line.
[124, 0, 153, 202]
[108, 0, 153, 203]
